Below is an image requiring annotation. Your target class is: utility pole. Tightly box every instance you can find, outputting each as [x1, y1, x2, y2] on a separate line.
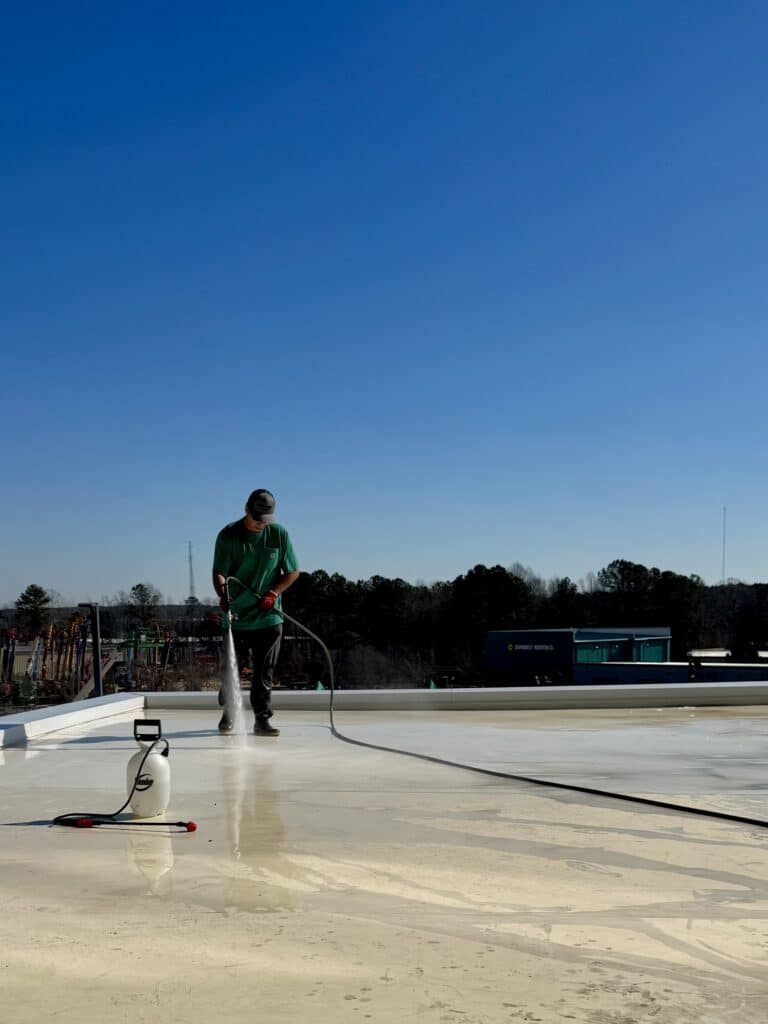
[77, 602, 102, 698]
[188, 541, 196, 603]
[721, 506, 727, 585]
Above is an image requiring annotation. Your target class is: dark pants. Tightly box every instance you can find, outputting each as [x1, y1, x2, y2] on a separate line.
[234, 625, 282, 719]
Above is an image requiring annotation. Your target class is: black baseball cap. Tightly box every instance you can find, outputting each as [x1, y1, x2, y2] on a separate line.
[246, 489, 276, 523]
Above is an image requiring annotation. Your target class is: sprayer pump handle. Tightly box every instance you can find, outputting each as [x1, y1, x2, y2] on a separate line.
[134, 719, 162, 743]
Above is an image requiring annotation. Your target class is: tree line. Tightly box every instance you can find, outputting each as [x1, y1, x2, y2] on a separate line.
[285, 561, 767, 678]
[6, 561, 768, 681]
[7, 582, 185, 636]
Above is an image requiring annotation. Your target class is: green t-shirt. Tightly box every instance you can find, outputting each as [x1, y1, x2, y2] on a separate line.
[212, 521, 299, 630]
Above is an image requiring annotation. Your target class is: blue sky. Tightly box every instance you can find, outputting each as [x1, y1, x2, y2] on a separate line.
[3, 1, 768, 605]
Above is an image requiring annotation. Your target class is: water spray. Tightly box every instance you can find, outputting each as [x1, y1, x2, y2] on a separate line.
[219, 607, 246, 737]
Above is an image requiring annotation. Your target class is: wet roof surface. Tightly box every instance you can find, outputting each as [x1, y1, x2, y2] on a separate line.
[1, 706, 768, 1023]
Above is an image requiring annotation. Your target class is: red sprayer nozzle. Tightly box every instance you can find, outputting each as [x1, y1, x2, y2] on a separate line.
[185, 821, 198, 832]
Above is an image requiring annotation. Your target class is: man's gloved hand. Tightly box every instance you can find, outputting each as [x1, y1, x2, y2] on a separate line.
[259, 590, 278, 610]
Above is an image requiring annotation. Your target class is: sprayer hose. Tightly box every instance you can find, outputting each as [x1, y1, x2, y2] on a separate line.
[225, 576, 768, 832]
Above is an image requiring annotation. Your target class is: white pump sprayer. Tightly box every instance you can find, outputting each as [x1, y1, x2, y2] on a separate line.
[127, 719, 171, 818]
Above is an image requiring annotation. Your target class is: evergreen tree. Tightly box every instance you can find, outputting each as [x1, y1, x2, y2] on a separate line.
[15, 584, 52, 635]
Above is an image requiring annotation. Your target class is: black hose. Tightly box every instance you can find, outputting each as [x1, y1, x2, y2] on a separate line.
[227, 576, 768, 831]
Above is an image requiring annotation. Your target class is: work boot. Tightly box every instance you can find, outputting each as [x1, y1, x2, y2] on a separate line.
[254, 716, 279, 737]
[218, 713, 233, 733]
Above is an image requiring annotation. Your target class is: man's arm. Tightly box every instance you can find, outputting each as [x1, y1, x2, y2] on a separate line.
[212, 569, 228, 606]
[212, 528, 232, 606]
[271, 570, 300, 596]
[258, 570, 300, 611]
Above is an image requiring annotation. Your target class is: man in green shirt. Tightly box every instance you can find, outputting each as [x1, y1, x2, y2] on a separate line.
[212, 488, 300, 735]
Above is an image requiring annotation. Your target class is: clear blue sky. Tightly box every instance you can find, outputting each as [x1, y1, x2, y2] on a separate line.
[3, 1, 768, 605]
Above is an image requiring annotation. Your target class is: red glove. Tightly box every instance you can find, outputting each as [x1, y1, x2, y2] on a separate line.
[259, 590, 278, 610]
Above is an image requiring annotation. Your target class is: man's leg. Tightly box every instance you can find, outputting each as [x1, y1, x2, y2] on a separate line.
[249, 625, 282, 734]
[234, 632, 253, 676]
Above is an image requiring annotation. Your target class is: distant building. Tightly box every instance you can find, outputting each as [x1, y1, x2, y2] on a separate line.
[484, 627, 768, 685]
[484, 627, 671, 684]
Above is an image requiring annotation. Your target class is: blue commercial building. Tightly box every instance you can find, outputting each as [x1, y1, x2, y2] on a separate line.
[484, 627, 672, 684]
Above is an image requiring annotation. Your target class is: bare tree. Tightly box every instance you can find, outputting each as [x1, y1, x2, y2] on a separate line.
[129, 583, 162, 626]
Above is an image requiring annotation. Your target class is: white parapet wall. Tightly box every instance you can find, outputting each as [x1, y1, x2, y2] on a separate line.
[0, 694, 146, 748]
[3, 681, 768, 747]
[148, 680, 768, 711]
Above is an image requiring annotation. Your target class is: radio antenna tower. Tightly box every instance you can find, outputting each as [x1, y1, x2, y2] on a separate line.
[188, 541, 196, 602]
